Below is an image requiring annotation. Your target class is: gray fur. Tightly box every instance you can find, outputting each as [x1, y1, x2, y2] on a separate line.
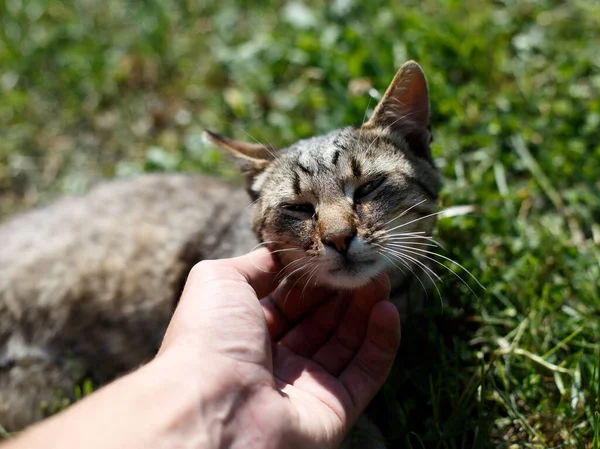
[0, 174, 257, 429]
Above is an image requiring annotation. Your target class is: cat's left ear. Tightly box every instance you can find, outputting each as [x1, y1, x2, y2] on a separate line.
[363, 61, 431, 159]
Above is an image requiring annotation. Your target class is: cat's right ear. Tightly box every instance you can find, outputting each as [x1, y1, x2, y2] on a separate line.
[205, 130, 275, 198]
[205, 130, 275, 174]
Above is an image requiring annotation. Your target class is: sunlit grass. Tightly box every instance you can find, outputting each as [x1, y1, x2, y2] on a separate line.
[1, 0, 599, 446]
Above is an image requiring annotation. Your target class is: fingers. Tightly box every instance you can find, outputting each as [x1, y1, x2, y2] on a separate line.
[259, 282, 336, 340]
[311, 274, 391, 375]
[275, 293, 350, 356]
[338, 300, 401, 413]
[185, 248, 280, 299]
[260, 295, 290, 338]
[269, 282, 335, 321]
[277, 274, 390, 358]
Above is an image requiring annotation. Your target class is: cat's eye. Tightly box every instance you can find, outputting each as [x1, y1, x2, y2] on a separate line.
[283, 203, 315, 216]
[354, 177, 385, 200]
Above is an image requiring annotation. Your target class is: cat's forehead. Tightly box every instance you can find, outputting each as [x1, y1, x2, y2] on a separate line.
[292, 131, 344, 172]
[254, 127, 419, 202]
[278, 127, 409, 176]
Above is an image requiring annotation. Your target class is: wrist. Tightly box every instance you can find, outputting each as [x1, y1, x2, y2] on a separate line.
[133, 351, 244, 449]
[151, 349, 289, 449]
[4, 352, 234, 449]
[147, 349, 279, 449]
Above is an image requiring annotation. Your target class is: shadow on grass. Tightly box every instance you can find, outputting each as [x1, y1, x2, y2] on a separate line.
[368, 299, 491, 449]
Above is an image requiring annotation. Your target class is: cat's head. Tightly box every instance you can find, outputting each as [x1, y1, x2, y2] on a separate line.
[208, 61, 441, 289]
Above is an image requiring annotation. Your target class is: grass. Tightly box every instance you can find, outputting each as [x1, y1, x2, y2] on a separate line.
[1, 0, 599, 447]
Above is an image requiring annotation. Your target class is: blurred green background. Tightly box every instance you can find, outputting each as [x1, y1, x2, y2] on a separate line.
[1, 0, 599, 447]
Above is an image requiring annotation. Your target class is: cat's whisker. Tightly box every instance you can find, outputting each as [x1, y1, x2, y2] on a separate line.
[369, 231, 435, 248]
[248, 241, 289, 272]
[244, 196, 263, 212]
[377, 245, 443, 302]
[367, 265, 394, 291]
[386, 209, 446, 233]
[250, 240, 283, 251]
[314, 271, 321, 287]
[376, 244, 442, 283]
[386, 241, 439, 248]
[276, 255, 315, 283]
[383, 244, 483, 297]
[269, 248, 305, 255]
[383, 250, 433, 300]
[394, 249, 443, 308]
[275, 263, 306, 285]
[379, 230, 428, 238]
[376, 250, 414, 295]
[281, 259, 318, 309]
[276, 261, 307, 288]
[376, 249, 434, 301]
[240, 129, 279, 160]
[391, 243, 485, 290]
[376, 250, 407, 276]
[382, 199, 428, 226]
[383, 234, 435, 242]
[260, 134, 279, 158]
[274, 255, 313, 283]
[299, 263, 321, 306]
[379, 245, 442, 300]
[383, 234, 447, 251]
[381, 232, 432, 242]
[384, 235, 438, 243]
[375, 232, 427, 244]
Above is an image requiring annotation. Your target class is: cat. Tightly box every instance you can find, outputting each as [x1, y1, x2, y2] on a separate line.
[206, 60, 439, 292]
[0, 61, 440, 447]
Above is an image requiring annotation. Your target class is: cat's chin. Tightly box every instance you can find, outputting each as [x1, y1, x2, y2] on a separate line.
[319, 273, 375, 289]
[319, 261, 387, 290]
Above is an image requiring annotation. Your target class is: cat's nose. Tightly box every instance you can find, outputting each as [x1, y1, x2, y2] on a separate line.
[322, 228, 356, 254]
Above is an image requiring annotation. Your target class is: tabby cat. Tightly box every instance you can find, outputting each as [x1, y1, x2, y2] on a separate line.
[0, 61, 440, 447]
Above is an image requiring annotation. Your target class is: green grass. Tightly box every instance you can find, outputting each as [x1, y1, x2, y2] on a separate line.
[1, 0, 599, 447]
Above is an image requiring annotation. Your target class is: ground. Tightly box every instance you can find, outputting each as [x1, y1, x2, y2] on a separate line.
[1, 0, 599, 447]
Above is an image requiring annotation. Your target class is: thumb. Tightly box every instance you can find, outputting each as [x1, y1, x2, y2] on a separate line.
[183, 248, 280, 300]
[159, 248, 279, 357]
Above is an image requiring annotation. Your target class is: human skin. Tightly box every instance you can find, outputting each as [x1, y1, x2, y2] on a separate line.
[2, 248, 400, 449]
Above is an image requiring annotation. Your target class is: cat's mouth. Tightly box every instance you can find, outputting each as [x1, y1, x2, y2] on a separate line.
[320, 251, 386, 289]
[329, 256, 377, 273]
[273, 240, 388, 290]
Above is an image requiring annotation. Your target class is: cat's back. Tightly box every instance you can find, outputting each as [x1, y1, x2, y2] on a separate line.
[1, 173, 248, 257]
[0, 173, 256, 378]
[0, 173, 260, 429]
[0, 173, 254, 309]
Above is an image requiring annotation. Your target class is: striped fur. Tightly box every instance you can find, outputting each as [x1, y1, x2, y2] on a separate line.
[209, 60, 441, 290]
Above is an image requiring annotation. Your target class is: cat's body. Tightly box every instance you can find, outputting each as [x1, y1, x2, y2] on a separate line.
[0, 174, 257, 428]
[0, 61, 440, 448]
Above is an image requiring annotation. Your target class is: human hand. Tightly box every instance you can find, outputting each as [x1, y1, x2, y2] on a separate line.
[158, 248, 401, 449]
[3, 248, 400, 449]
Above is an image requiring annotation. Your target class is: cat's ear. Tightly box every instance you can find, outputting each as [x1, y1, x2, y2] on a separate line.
[205, 130, 276, 199]
[363, 60, 431, 158]
[205, 130, 275, 176]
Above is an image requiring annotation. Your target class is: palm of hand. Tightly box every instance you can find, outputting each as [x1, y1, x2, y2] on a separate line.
[160, 249, 400, 449]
